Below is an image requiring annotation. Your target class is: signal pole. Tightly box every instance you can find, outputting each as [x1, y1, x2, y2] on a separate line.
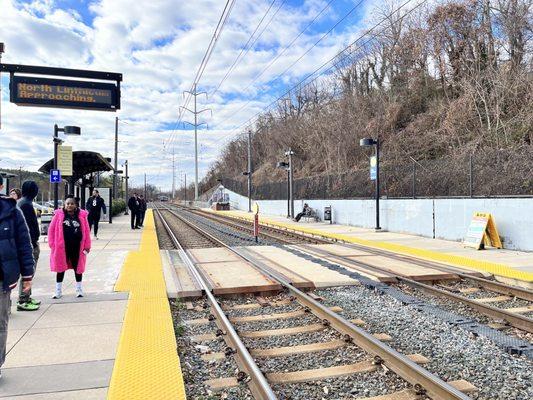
[247, 130, 252, 212]
[124, 160, 129, 215]
[172, 147, 176, 200]
[113, 117, 118, 199]
[181, 83, 210, 200]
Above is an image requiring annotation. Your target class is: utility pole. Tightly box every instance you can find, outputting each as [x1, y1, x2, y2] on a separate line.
[184, 173, 187, 204]
[171, 147, 176, 200]
[144, 173, 147, 200]
[285, 148, 295, 218]
[124, 160, 129, 215]
[181, 83, 210, 201]
[113, 116, 118, 199]
[247, 130, 252, 212]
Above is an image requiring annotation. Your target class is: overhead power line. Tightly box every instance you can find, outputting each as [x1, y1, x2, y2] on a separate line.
[216, 0, 365, 127]
[211, 0, 278, 96]
[242, 0, 336, 94]
[164, 0, 237, 151]
[215, 0, 427, 145]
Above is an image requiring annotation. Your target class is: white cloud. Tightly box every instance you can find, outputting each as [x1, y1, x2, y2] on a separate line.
[0, 0, 378, 190]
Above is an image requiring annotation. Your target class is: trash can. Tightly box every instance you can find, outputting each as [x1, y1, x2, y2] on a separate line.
[40, 213, 53, 237]
[324, 206, 332, 224]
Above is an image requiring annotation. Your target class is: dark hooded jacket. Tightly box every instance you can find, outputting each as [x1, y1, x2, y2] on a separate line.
[0, 197, 35, 290]
[18, 181, 40, 246]
[86, 195, 107, 216]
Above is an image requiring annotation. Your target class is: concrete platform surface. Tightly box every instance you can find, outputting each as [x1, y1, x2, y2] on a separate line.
[0, 214, 142, 399]
[212, 209, 533, 286]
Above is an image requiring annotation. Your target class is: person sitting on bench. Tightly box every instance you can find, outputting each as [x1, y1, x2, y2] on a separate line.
[295, 203, 311, 222]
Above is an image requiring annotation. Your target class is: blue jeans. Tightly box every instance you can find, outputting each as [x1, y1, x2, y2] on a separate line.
[0, 285, 10, 368]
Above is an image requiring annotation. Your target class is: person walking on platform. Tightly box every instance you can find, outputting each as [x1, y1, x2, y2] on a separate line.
[139, 195, 147, 227]
[48, 196, 91, 299]
[17, 181, 41, 311]
[0, 176, 35, 377]
[128, 193, 140, 229]
[85, 189, 106, 239]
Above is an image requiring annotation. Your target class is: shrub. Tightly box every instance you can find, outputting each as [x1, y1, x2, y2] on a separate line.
[111, 198, 126, 216]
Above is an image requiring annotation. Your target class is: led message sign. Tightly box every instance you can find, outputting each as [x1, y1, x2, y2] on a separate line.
[10, 76, 119, 111]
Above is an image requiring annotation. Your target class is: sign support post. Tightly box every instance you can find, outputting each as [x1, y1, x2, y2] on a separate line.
[253, 203, 260, 243]
[53, 125, 60, 210]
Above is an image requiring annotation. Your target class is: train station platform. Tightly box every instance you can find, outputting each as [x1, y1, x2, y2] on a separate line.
[1, 212, 185, 399]
[211, 209, 533, 288]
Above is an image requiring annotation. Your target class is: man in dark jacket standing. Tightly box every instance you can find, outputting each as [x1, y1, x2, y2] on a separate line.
[0, 176, 35, 376]
[138, 195, 147, 227]
[127, 193, 140, 229]
[85, 189, 107, 239]
[16, 181, 41, 311]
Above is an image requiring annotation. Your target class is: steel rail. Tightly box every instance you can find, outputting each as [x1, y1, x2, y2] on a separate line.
[163, 205, 471, 400]
[399, 278, 533, 333]
[294, 244, 533, 333]
[187, 208, 533, 302]
[179, 205, 319, 245]
[154, 205, 278, 400]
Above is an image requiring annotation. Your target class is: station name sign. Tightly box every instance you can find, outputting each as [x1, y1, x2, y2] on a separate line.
[10, 76, 120, 111]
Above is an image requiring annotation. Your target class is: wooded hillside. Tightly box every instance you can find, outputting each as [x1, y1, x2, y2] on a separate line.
[202, 0, 532, 198]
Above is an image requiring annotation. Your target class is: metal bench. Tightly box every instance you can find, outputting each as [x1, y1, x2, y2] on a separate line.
[301, 208, 320, 222]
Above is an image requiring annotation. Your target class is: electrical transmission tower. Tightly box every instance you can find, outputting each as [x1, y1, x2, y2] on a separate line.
[181, 83, 211, 200]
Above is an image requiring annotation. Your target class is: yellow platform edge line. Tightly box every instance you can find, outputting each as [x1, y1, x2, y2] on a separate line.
[108, 210, 187, 400]
[213, 209, 533, 283]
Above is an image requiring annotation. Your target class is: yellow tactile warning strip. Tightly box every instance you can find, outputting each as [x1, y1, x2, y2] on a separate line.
[108, 210, 186, 400]
[214, 210, 533, 283]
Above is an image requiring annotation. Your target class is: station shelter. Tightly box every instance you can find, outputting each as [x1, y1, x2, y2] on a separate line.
[38, 151, 114, 217]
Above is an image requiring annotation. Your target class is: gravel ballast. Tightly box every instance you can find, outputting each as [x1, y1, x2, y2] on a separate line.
[318, 286, 533, 400]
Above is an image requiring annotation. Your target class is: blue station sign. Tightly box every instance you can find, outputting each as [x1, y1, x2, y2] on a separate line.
[370, 156, 377, 180]
[50, 169, 61, 183]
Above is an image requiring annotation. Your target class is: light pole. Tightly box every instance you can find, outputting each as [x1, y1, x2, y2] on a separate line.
[277, 161, 290, 218]
[284, 149, 295, 218]
[123, 160, 129, 215]
[53, 125, 80, 210]
[360, 137, 381, 230]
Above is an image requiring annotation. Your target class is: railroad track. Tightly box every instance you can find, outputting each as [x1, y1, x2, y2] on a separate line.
[171, 205, 533, 337]
[155, 203, 474, 400]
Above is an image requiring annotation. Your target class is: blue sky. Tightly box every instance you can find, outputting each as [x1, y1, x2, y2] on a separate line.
[0, 0, 384, 192]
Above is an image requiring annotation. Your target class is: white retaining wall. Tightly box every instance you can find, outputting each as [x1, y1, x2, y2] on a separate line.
[223, 187, 533, 251]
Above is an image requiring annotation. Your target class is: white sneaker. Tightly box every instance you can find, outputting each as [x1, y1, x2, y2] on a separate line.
[76, 286, 84, 298]
[53, 283, 62, 299]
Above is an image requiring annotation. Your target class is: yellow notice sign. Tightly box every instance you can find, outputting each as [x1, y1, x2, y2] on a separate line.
[252, 202, 260, 215]
[57, 145, 73, 176]
[464, 212, 502, 250]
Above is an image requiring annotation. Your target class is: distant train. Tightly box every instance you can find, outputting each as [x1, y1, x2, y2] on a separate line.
[158, 195, 169, 202]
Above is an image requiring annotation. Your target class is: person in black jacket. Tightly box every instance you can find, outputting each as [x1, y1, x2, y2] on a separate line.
[85, 189, 107, 239]
[16, 181, 41, 311]
[127, 193, 140, 229]
[0, 176, 35, 375]
[138, 195, 147, 227]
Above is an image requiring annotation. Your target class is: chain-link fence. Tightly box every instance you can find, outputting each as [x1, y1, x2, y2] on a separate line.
[221, 149, 533, 200]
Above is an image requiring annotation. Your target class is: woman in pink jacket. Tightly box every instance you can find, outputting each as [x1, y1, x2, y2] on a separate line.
[49, 196, 91, 298]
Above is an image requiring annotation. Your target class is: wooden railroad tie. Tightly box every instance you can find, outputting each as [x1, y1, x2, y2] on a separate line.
[229, 306, 343, 323]
[475, 295, 512, 303]
[266, 354, 429, 384]
[503, 305, 533, 314]
[356, 380, 478, 399]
